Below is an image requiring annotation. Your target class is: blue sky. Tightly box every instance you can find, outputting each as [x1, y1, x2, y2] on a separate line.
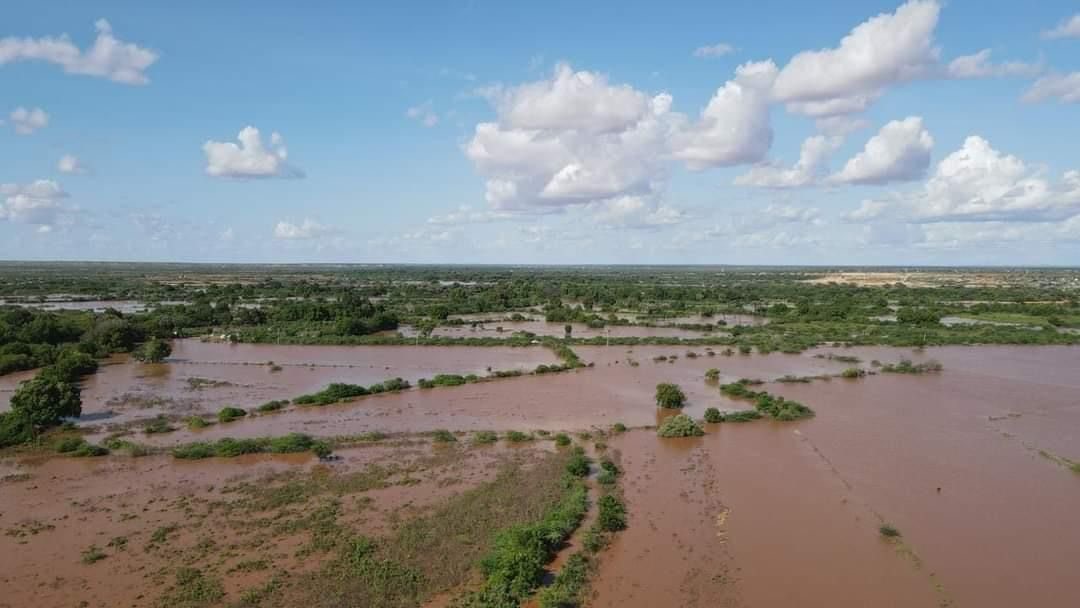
[2, 1, 1079, 265]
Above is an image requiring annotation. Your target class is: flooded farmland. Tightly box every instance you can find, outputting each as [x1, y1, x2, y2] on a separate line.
[2, 341, 1080, 607]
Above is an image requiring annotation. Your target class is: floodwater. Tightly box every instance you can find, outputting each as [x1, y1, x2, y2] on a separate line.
[0, 339, 560, 425]
[399, 320, 721, 340]
[2, 342, 1080, 607]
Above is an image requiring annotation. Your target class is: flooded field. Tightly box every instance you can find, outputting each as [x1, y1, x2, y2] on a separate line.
[0, 339, 560, 425]
[2, 342, 1079, 607]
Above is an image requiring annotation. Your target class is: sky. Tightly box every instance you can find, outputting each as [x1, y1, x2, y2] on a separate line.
[2, 0, 1079, 265]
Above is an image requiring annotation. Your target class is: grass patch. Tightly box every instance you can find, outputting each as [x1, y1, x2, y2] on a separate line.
[879, 524, 901, 538]
[472, 430, 498, 445]
[431, 429, 457, 443]
[158, 567, 224, 607]
[171, 433, 328, 459]
[217, 406, 247, 423]
[880, 359, 943, 374]
[81, 544, 107, 564]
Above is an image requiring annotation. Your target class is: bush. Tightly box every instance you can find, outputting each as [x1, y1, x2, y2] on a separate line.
[596, 495, 627, 532]
[724, 409, 763, 422]
[704, 368, 721, 381]
[704, 407, 723, 423]
[565, 448, 590, 477]
[0, 412, 33, 448]
[133, 338, 172, 363]
[10, 374, 82, 431]
[554, 433, 571, 447]
[172, 442, 216, 459]
[657, 414, 704, 438]
[655, 383, 686, 409]
[267, 433, 317, 453]
[217, 406, 247, 423]
[472, 430, 498, 445]
[54, 435, 86, 453]
[185, 416, 211, 429]
[840, 367, 866, 378]
[879, 524, 901, 538]
[505, 430, 532, 443]
[143, 415, 175, 434]
[431, 429, 457, 443]
[612, 422, 627, 433]
[255, 400, 288, 413]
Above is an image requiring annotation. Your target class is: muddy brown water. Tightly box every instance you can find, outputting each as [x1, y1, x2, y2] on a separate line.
[2, 343, 1079, 607]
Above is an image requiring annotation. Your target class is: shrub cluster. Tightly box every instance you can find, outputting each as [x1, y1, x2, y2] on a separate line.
[293, 378, 410, 405]
[657, 414, 704, 438]
[171, 433, 329, 459]
[720, 380, 814, 421]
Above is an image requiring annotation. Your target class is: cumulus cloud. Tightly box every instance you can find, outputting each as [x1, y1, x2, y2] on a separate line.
[672, 60, 776, 169]
[1042, 14, 1080, 40]
[734, 135, 841, 188]
[406, 101, 439, 127]
[946, 49, 1041, 79]
[0, 19, 158, 85]
[204, 127, 304, 179]
[489, 63, 652, 134]
[588, 196, 686, 230]
[851, 136, 1080, 223]
[772, 1, 941, 114]
[830, 117, 933, 185]
[0, 180, 69, 231]
[465, 63, 677, 212]
[693, 43, 735, 58]
[273, 219, 333, 239]
[57, 154, 89, 174]
[815, 115, 870, 137]
[1022, 72, 1080, 104]
[9, 107, 48, 135]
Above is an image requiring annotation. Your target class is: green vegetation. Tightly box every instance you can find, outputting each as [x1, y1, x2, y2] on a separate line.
[704, 368, 721, 381]
[879, 524, 901, 538]
[720, 380, 815, 421]
[255, 399, 289, 413]
[657, 414, 704, 438]
[171, 433, 328, 459]
[81, 544, 108, 564]
[143, 415, 176, 434]
[703, 407, 724, 423]
[505, 430, 533, 443]
[216, 406, 247, 423]
[655, 382, 687, 409]
[158, 567, 224, 607]
[293, 379, 410, 405]
[472, 430, 498, 445]
[880, 359, 944, 374]
[841, 367, 867, 378]
[596, 494, 628, 532]
[554, 433, 572, 447]
[185, 415, 211, 429]
[612, 422, 627, 433]
[133, 337, 172, 363]
[2, 374, 82, 447]
[431, 429, 457, 443]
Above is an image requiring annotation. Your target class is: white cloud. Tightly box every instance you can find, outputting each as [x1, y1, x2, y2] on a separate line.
[204, 127, 304, 179]
[852, 136, 1080, 223]
[1022, 72, 1080, 104]
[831, 117, 933, 185]
[1042, 14, 1080, 40]
[465, 64, 677, 212]
[9, 107, 48, 135]
[273, 219, 333, 239]
[734, 135, 841, 188]
[220, 227, 235, 241]
[843, 199, 891, 222]
[490, 63, 652, 134]
[0, 180, 69, 230]
[406, 101, 439, 127]
[0, 19, 158, 85]
[815, 115, 870, 136]
[588, 196, 686, 229]
[946, 50, 1041, 79]
[672, 60, 776, 169]
[427, 206, 513, 225]
[57, 154, 89, 174]
[693, 43, 735, 58]
[772, 1, 941, 113]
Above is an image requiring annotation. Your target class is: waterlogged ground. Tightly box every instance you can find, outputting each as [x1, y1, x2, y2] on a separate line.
[2, 342, 1080, 606]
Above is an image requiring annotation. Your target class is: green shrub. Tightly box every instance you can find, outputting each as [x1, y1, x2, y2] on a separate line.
[217, 406, 247, 423]
[505, 430, 532, 443]
[654, 383, 686, 409]
[565, 449, 590, 477]
[612, 422, 627, 433]
[596, 495, 627, 532]
[840, 367, 866, 378]
[143, 415, 175, 434]
[185, 416, 211, 429]
[657, 414, 704, 438]
[267, 433, 317, 453]
[724, 409, 763, 422]
[879, 524, 901, 538]
[81, 544, 107, 564]
[255, 399, 288, 413]
[472, 430, 498, 445]
[431, 429, 457, 443]
[72, 442, 109, 457]
[172, 442, 216, 459]
[704, 368, 721, 381]
[554, 433, 571, 447]
[704, 407, 723, 423]
[54, 435, 86, 453]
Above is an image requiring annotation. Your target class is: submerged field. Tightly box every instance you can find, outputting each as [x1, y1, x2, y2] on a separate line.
[2, 264, 1080, 607]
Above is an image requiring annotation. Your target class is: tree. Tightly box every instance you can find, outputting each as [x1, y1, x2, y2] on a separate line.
[10, 375, 82, 431]
[655, 383, 686, 409]
[133, 338, 172, 363]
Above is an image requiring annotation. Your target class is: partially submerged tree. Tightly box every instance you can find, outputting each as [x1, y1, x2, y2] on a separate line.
[133, 338, 172, 363]
[9, 374, 82, 432]
[655, 383, 686, 409]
